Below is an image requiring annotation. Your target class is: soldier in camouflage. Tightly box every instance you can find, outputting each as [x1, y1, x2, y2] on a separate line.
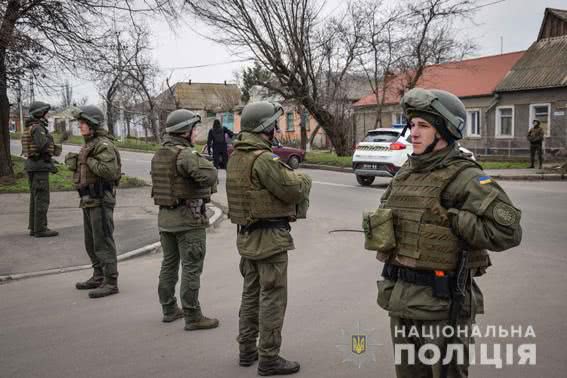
[527, 119, 545, 169]
[65, 105, 122, 299]
[226, 101, 312, 376]
[23, 101, 61, 237]
[374, 88, 522, 378]
[151, 109, 220, 330]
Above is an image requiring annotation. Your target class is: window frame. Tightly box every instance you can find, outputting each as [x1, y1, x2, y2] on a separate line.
[529, 103, 551, 137]
[495, 105, 515, 138]
[392, 112, 407, 126]
[466, 108, 481, 138]
[286, 112, 295, 132]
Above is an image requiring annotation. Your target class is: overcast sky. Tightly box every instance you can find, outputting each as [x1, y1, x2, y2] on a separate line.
[35, 0, 567, 106]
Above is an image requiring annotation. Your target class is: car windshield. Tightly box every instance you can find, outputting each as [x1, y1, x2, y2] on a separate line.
[364, 131, 400, 143]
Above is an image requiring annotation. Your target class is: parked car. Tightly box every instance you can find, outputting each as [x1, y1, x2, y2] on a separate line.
[202, 137, 306, 169]
[352, 127, 475, 186]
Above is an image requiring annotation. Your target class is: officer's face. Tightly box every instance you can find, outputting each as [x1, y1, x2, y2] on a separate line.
[79, 121, 92, 136]
[409, 117, 446, 155]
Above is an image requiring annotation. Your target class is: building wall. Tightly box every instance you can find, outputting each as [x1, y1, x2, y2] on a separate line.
[353, 88, 567, 156]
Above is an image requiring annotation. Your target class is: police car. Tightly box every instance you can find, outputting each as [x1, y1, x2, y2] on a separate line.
[352, 125, 475, 186]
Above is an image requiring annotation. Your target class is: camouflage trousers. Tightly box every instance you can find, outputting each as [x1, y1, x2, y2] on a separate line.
[158, 228, 206, 319]
[28, 172, 50, 233]
[82, 205, 118, 278]
[237, 252, 288, 359]
[390, 316, 474, 378]
[530, 143, 543, 168]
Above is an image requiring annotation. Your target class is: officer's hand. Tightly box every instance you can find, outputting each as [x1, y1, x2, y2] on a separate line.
[65, 152, 79, 171]
[431, 203, 449, 224]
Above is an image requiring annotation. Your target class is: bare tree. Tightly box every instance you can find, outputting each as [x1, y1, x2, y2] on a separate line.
[186, 0, 366, 156]
[61, 80, 73, 108]
[0, 0, 179, 181]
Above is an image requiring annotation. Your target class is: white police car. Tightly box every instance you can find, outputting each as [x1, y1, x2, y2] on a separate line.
[352, 126, 475, 186]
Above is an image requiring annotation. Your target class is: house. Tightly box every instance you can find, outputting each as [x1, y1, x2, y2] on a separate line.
[353, 7, 567, 157]
[152, 81, 241, 142]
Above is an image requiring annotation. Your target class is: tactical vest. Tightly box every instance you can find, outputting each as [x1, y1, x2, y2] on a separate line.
[211, 127, 226, 144]
[150, 146, 212, 207]
[226, 149, 296, 225]
[379, 161, 491, 272]
[73, 136, 122, 189]
[22, 122, 54, 158]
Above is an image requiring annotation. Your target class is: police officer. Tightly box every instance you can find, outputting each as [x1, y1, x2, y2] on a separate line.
[527, 119, 544, 169]
[23, 101, 61, 237]
[150, 109, 220, 329]
[375, 88, 522, 377]
[65, 105, 122, 298]
[207, 119, 234, 169]
[226, 101, 311, 376]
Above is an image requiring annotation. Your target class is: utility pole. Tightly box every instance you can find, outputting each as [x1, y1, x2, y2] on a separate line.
[117, 31, 126, 142]
[17, 81, 24, 133]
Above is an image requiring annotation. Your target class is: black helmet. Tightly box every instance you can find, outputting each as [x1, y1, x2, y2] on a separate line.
[165, 109, 201, 134]
[401, 88, 466, 141]
[29, 101, 51, 118]
[240, 101, 283, 134]
[76, 105, 104, 128]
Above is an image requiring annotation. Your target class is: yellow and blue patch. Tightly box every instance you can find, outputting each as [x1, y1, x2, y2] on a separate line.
[479, 175, 492, 185]
[271, 153, 280, 161]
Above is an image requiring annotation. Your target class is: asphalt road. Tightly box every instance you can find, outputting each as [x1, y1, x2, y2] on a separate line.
[3, 141, 567, 377]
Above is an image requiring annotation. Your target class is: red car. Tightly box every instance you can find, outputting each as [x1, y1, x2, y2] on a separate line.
[203, 138, 305, 169]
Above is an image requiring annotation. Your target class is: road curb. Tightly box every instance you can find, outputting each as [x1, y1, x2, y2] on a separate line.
[300, 163, 352, 173]
[0, 205, 224, 283]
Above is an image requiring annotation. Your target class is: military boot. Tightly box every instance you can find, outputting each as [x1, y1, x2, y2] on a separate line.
[184, 312, 220, 331]
[88, 276, 119, 298]
[35, 229, 59, 237]
[162, 307, 184, 323]
[239, 350, 259, 367]
[76, 270, 104, 290]
[258, 356, 300, 376]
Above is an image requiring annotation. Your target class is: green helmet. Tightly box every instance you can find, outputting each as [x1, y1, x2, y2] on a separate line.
[29, 101, 51, 118]
[401, 88, 466, 140]
[240, 101, 284, 133]
[76, 105, 104, 128]
[165, 109, 201, 134]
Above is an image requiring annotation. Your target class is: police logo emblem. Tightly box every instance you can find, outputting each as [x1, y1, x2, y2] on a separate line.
[352, 335, 366, 355]
[493, 202, 519, 226]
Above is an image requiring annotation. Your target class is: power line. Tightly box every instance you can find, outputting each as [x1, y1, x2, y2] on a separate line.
[163, 58, 252, 71]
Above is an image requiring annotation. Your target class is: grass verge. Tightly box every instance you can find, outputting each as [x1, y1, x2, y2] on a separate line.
[0, 156, 147, 193]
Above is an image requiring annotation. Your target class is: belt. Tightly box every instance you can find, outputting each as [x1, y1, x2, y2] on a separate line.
[382, 263, 454, 299]
[238, 219, 290, 234]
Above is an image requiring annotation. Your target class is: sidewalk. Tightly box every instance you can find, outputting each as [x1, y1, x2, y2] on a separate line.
[0, 187, 222, 278]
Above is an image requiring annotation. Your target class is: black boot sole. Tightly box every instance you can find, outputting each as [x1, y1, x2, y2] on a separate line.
[257, 366, 300, 376]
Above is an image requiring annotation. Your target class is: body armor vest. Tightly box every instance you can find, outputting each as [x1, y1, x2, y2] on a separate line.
[380, 161, 491, 272]
[22, 121, 54, 158]
[73, 136, 122, 189]
[211, 127, 226, 144]
[226, 149, 296, 225]
[150, 145, 212, 207]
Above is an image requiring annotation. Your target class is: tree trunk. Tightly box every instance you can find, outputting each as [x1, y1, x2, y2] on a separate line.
[105, 89, 114, 136]
[0, 0, 21, 181]
[300, 114, 307, 151]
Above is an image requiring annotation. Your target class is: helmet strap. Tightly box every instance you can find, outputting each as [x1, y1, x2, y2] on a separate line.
[423, 134, 440, 155]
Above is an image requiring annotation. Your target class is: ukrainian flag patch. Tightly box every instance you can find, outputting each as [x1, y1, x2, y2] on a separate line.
[271, 154, 280, 161]
[479, 176, 492, 185]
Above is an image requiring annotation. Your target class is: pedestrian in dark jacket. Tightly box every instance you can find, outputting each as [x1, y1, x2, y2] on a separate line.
[207, 119, 234, 169]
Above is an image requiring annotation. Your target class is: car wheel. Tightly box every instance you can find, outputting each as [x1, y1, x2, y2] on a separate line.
[288, 155, 300, 169]
[356, 175, 375, 186]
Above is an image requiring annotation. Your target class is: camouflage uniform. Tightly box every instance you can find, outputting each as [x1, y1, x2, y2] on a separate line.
[66, 125, 121, 298]
[227, 131, 311, 365]
[152, 134, 218, 324]
[527, 124, 544, 168]
[24, 117, 58, 236]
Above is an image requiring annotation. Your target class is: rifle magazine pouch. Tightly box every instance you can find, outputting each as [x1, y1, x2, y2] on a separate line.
[362, 208, 396, 253]
[247, 189, 297, 220]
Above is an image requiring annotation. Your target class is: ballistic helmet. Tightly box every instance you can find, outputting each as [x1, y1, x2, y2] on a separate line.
[401, 88, 466, 141]
[76, 105, 104, 128]
[165, 109, 201, 134]
[240, 101, 283, 134]
[29, 101, 51, 118]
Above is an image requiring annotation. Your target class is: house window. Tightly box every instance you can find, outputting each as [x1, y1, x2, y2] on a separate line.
[392, 112, 407, 127]
[466, 109, 481, 137]
[301, 111, 310, 131]
[529, 103, 550, 137]
[222, 112, 234, 130]
[286, 112, 294, 132]
[496, 106, 514, 137]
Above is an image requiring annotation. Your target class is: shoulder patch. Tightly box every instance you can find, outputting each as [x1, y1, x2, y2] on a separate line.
[493, 202, 520, 226]
[478, 175, 492, 185]
[271, 153, 280, 161]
